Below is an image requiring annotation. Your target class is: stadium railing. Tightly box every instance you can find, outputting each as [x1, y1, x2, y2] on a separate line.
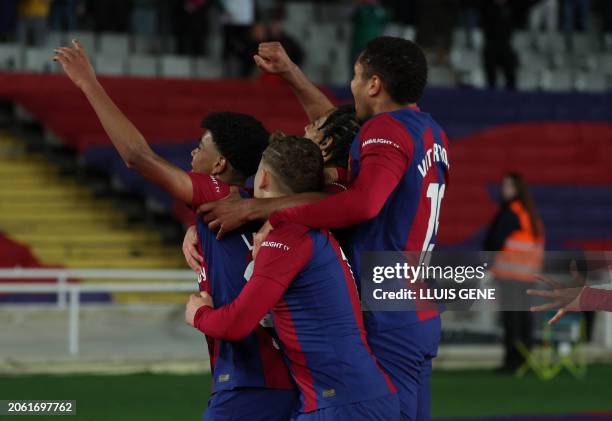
[0, 269, 196, 356]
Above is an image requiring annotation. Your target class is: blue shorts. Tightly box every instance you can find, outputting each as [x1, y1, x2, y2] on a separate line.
[203, 388, 298, 421]
[366, 316, 441, 421]
[292, 394, 399, 421]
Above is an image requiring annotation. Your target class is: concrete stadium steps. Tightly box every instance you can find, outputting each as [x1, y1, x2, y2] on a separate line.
[0, 133, 187, 303]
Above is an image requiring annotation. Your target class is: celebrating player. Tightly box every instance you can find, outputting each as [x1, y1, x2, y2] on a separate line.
[53, 40, 298, 421]
[186, 134, 400, 420]
[198, 38, 450, 421]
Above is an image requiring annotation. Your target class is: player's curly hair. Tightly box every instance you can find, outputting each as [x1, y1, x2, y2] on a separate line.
[318, 105, 360, 169]
[358, 36, 428, 104]
[262, 133, 324, 194]
[201, 112, 270, 178]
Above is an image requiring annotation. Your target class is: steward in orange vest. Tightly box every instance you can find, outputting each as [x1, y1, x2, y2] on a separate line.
[492, 200, 545, 282]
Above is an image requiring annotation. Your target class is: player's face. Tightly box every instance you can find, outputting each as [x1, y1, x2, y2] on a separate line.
[350, 61, 371, 122]
[191, 131, 220, 174]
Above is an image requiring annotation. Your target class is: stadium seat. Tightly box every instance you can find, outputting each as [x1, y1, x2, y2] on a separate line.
[601, 54, 612, 74]
[575, 72, 608, 92]
[285, 2, 315, 23]
[571, 33, 599, 53]
[450, 48, 481, 72]
[0, 43, 22, 70]
[542, 70, 574, 91]
[534, 32, 565, 53]
[194, 58, 223, 79]
[24, 48, 55, 73]
[517, 69, 542, 91]
[428, 67, 456, 88]
[519, 51, 549, 72]
[126, 54, 158, 77]
[44, 31, 65, 49]
[98, 33, 130, 56]
[95, 54, 126, 76]
[160, 55, 193, 78]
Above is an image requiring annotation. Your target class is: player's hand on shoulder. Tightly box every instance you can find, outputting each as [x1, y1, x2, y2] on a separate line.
[53, 39, 97, 90]
[198, 188, 250, 240]
[182, 225, 203, 272]
[185, 292, 214, 327]
[254, 42, 294, 75]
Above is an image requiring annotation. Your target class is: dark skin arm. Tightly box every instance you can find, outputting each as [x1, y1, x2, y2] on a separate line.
[198, 192, 328, 239]
[54, 40, 193, 204]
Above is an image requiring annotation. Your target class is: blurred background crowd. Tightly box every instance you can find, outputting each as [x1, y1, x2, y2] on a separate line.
[0, 0, 612, 90]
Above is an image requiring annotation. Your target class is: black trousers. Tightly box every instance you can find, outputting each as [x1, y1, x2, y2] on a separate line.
[499, 280, 534, 370]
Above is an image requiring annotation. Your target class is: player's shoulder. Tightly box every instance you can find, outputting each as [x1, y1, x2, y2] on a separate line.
[258, 222, 315, 260]
[269, 221, 311, 241]
[189, 172, 228, 190]
[360, 112, 411, 140]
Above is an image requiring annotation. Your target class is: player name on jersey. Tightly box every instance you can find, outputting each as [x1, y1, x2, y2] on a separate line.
[417, 143, 449, 178]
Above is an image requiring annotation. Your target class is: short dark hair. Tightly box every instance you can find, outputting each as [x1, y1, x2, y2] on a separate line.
[358, 36, 428, 104]
[262, 133, 324, 194]
[318, 104, 360, 169]
[201, 112, 269, 178]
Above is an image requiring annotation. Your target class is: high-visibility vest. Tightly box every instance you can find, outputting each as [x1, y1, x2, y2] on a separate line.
[492, 200, 545, 282]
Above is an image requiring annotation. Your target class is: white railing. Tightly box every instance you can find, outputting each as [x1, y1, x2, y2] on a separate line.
[0, 269, 197, 356]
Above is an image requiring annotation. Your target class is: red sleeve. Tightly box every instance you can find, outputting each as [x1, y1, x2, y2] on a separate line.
[193, 222, 313, 341]
[188, 172, 231, 207]
[270, 115, 412, 229]
[580, 287, 612, 312]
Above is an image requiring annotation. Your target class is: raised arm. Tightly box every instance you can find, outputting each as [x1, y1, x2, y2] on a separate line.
[53, 40, 193, 204]
[255, 42, 335, 122]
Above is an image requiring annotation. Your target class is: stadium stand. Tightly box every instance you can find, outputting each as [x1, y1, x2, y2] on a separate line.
[0, 131, 186, 302]
[1, 71, 609, 255]
[1, 20, 610, 90]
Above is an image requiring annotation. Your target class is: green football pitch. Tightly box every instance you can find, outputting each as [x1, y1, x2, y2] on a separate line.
[1, 366, 612, 420]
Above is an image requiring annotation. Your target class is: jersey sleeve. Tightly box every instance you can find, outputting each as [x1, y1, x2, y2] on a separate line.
[193, 222, 313, 341]
[358, 114, 412, 179]
[269, 115, 412, 229]
[188, 172, 231, 207]
[580, 287, 612, 312]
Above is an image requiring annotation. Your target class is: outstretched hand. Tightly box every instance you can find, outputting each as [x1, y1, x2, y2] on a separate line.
[53, 39, 97, 91]
[526, 261, 585, 324]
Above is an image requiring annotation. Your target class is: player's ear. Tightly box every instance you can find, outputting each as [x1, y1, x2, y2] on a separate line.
[368, 75, 382, 97]
[258, 168, 271, 192]
[212, 156, 227, 176]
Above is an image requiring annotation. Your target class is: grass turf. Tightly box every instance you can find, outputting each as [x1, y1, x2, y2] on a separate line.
[1, 365, 611, 420]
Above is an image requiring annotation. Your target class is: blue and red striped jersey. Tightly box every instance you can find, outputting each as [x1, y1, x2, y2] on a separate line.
[347, 107, 450, 329]
[188, 173, 294, 393]
[269, 106, 450, 330]
[194, 221, 396, 413]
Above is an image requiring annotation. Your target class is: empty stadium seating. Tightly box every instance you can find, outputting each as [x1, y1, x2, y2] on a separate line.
[0, 132, 187, 302]
[1, 12, 611, 90]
